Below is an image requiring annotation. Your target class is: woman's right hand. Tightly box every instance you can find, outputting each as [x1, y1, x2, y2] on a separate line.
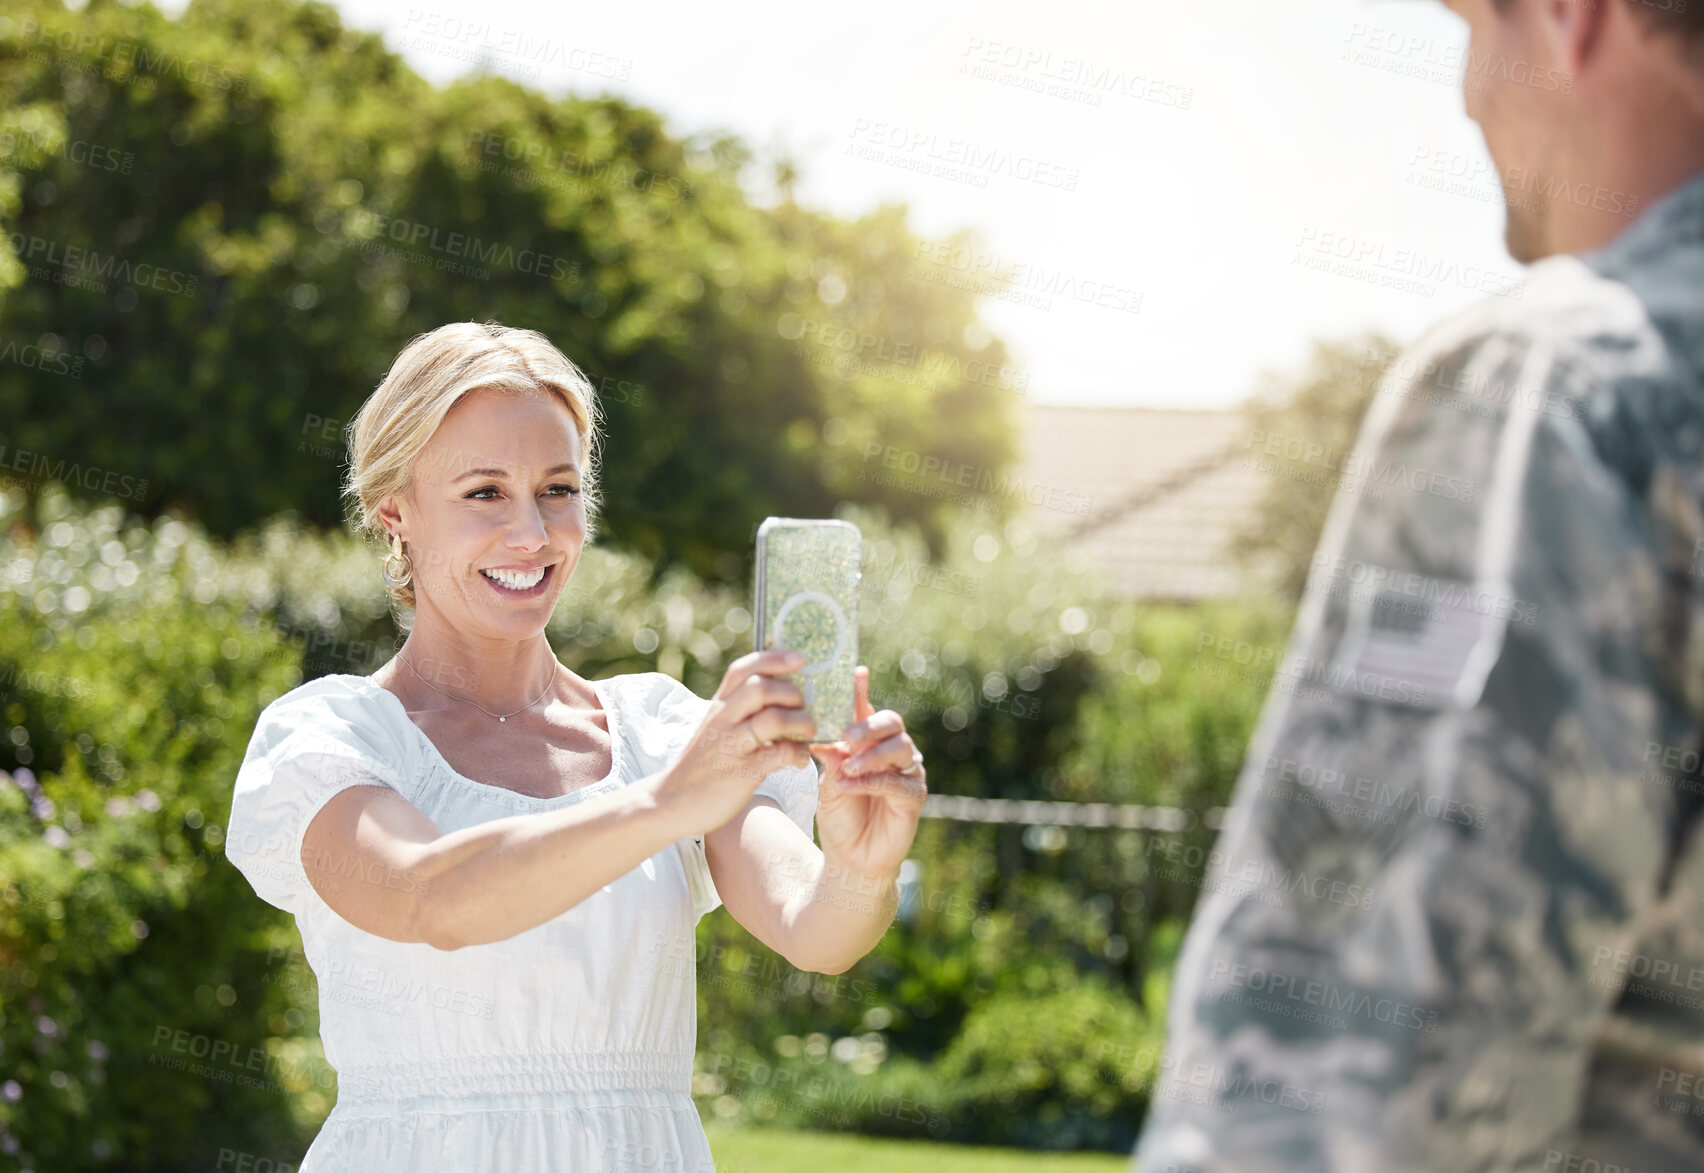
[653, 648, 818, 834]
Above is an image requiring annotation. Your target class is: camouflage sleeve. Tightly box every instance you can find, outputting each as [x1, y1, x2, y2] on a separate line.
[1132, 324, 1686, 1172]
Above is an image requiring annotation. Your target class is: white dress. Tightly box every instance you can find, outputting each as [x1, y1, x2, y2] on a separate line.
[224, 671, 819, 1173]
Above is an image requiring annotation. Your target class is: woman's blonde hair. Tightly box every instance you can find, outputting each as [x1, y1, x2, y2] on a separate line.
[341, 321, 603, 616]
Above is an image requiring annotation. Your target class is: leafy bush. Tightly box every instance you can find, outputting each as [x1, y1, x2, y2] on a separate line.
[0, 478, 1282, 1165]
[694, 968, 1173, 1153]
[0, 485, 319, 1170]
[931, 979, 1155, 1150]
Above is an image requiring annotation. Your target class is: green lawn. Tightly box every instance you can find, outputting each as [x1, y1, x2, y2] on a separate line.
[703, 1124, 1134, 1172]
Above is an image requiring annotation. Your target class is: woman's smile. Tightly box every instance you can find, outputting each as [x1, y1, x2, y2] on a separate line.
[479, 562, 555, 598]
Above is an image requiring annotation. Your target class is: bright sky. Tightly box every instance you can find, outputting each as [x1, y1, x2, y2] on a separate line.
[169, 0, 1515, 410]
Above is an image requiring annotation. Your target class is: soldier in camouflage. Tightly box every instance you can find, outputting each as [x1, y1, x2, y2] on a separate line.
[1135, 1, 1704, 1170]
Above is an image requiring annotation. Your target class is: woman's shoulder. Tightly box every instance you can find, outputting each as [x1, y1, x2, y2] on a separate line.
[245, 672, 412, 766]
[599, 670, 711, 720]
[596, 672, 712, 761]
[255, 671, 382, 722]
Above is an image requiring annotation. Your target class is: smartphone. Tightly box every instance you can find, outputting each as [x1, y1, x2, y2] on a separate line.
[753, 517, 861, 742]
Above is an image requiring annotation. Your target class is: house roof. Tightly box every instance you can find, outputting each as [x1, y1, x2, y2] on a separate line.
[1014, 403, 1273, 601]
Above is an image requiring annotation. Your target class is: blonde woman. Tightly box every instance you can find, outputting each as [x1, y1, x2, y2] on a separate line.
[225, 321, 927, 1172]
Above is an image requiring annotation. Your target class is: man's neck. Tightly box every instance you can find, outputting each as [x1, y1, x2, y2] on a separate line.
[1548, 155, 1704, 260]
[1543, 69, 1704, 258]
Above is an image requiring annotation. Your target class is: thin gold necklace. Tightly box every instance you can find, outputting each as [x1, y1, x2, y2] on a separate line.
[401, 652, 558, 723]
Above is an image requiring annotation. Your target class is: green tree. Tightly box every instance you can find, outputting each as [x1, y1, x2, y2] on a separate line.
[0, 0, 1020, 587]
[1230, 332, 1398, 600]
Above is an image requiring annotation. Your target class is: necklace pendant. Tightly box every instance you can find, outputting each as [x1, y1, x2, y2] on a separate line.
[499, 716, 506, 722]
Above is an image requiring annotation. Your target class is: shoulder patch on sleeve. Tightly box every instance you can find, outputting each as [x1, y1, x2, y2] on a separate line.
[1325, 577, 1514, 710]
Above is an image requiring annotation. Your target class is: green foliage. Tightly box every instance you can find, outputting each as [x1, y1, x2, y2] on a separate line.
[0, 0, 1019, 584]
[1230, 332, 1399, 601]
[0, 486, 321, 1169]
[681, 520, 1282, 1149]
[697, 975, 1168, 1153]
[0, 2, 1311, 1165]
[0, 459, 1282, 1164]
[931, 979, 1156, 1150]
[1059, 602, 1289, 984]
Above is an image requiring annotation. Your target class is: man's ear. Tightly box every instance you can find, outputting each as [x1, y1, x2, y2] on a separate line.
[1544, 0, 1609, 73]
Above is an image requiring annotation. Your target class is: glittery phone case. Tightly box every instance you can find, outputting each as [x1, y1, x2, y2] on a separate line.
[754, 517, 861, 742]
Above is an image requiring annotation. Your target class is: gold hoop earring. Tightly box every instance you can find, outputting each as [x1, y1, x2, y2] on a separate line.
[381, 531, 412, 589]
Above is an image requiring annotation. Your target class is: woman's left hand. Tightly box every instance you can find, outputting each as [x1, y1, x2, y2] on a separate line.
[808, 665, 927, 880]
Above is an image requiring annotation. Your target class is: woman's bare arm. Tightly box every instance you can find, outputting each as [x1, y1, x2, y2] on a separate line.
[297, 648, 818, 950]
[708, 665, 926, 975]
[300, 775, 688, 950]
[705, 796, 899, 975]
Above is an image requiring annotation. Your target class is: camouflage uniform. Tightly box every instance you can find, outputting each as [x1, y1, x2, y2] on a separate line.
[1134, 167, 1704, 1173]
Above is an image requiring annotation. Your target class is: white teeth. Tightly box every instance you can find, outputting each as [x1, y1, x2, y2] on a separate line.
[482, 566, 546, 590]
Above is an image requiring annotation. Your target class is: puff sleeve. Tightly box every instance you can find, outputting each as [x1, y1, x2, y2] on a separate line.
[649, 673, 819, 922]
[225, 677, 410, 919]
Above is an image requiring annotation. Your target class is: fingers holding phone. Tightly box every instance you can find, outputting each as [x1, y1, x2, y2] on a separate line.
[657, 649, 816, 833]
